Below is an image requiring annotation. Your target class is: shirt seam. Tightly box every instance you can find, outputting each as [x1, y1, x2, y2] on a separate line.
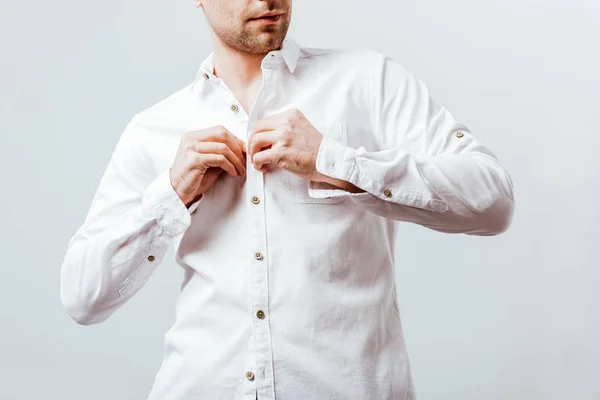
[118, 228, 166, 296]
[368, 54, 382, 149]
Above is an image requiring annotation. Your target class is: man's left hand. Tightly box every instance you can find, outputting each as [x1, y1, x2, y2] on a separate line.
[248, 109, 326, 180]
[248, 109, 365, 193]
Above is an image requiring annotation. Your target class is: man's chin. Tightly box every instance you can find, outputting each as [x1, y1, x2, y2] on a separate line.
[246, 34, 286, 53]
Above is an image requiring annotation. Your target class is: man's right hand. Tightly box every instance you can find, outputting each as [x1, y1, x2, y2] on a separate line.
[169, 126, 247, 208]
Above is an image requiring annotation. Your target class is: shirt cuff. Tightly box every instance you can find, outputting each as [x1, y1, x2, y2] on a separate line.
[315, 136, 357, 181]
[308, 136, 365, 199]
[141, 168, 196, 237]
[187, 194, 204, 214]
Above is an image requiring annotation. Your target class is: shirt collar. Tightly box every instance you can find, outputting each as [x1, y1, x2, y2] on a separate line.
[278, 34, 301, 73]
[191, 35, 300, 90]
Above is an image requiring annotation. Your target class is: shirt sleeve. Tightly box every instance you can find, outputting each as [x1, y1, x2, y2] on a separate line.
[60, 117, 202, 325]
[309, 51, 514, 235]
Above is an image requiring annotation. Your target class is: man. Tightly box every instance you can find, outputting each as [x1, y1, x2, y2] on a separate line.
[60, 0, 514, 399]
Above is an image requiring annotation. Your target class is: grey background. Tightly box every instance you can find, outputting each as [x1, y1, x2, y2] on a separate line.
[1, 0, 598, 399]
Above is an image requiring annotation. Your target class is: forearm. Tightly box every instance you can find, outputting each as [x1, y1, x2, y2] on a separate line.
[311, 137, 514, 235]
[60, 209, 171, 325]
[307, 51, 516, 235]
[60, 169, 199, 325]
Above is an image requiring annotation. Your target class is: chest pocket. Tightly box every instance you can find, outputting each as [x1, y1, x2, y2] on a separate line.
[284, 121, 348, 204]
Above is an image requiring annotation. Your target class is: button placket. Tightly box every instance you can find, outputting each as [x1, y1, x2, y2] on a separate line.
[246, 64, 277, 398]
[201, 60, 276, 395]
[213, 79, 247, 119]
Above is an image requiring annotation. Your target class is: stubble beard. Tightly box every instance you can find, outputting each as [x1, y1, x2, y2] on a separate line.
[211, 15, 290, 56]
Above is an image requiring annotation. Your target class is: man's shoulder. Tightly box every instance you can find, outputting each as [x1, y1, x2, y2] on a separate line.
[297, 44, 402, 77]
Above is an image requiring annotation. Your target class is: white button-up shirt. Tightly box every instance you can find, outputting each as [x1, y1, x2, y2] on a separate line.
[60, 36, 514, 400]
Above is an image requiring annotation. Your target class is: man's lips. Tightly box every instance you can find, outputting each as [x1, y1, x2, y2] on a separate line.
[249, 12, 283, 22]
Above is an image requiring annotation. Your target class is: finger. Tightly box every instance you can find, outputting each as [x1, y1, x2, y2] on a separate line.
[190, 127, 246, 169]
[189, 125, 233, 142]
[194, 134, 246, 175]
[236, 137, 247, 153]
[237, 138, 248, 166]
[214, 132, 245, 171]
[202, 142, 246, 176]
[252, 148, 281, 171]
[248, 130, 279, 161]
[197, 153, 238, 177]
[252, 108, 305, 134]
[222, 135, 247, 172]
[251, 115, 287, 134]
[230, 134, 246, 154]
[193, 142, 246, 176]
[218, 141, 246, 176]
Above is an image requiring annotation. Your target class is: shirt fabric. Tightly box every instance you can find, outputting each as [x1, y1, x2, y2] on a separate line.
[60, 35, 515, 400]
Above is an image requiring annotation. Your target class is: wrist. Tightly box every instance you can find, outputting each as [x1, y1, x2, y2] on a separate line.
[184, 193, 203, 208]
[313, 173, 364, 194]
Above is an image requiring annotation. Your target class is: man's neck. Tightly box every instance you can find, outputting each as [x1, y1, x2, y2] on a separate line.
[210, 35, 275, 113]
[212, 39, 266, 94]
